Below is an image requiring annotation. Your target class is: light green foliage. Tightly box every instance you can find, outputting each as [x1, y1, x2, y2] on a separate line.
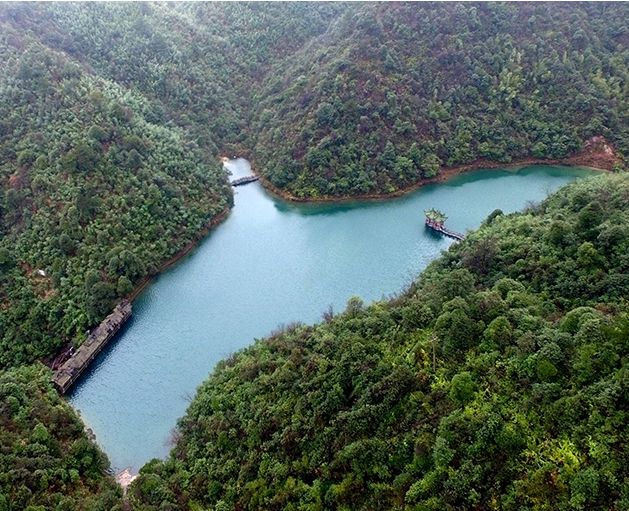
[448, 372, 476, 405]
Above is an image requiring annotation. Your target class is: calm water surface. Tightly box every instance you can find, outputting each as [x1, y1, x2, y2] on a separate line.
[69, 160, 596, 471]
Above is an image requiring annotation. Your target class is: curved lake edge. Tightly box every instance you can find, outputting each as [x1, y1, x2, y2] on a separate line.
[126, 159, 603, 309]
[58, 161, 601, 390]
[67, 161, 599, 474]
[248, 157, 610, 204]
[46, 209, 232, 391]
[123, 160, 608, 312]
[125, 207, 232, 303]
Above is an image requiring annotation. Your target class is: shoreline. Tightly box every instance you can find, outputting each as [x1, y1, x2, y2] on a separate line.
[126, 207, 231, 302]
[57, 150, 614, 485]
[52, 207, 232, 483]
[46, 207, 232, 385]
[49, 144, 615, 370]
[252, 157, 611, 204]
[236, 134, 618, 203]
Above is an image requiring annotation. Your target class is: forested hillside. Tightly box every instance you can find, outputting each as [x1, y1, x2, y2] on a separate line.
[0, 365, 122, 509]
[0, 3, 627, 509]
[0, 2, 347, 368]
[251, 2, 628, 198]
[3, 2, 345, 155]
[0, 21, 232, 368]
[1, 2, 627, 366]
[130, 174, 629, 510]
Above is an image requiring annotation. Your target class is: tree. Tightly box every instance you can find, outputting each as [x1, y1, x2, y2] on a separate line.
[436, 307, 479, 356]
[484, 316, 512, 348]
[420, 154, 441, 178]
[315, 102, 337, 128]
[63, 143, 100, 172]
[449, 371, 476, 405]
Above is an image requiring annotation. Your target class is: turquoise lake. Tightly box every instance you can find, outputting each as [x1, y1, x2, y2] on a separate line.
[68, 160, 597, 472]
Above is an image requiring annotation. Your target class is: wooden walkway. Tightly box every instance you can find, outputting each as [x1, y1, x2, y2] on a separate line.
[231, 175, 259, 186]
[52, 301, 132, 394]
[426, 222, 466, 241]
[435, 225, 465, 241]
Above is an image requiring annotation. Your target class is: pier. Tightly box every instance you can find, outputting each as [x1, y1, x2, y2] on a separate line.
[52, 301, 132, 394]
[424, 208, 465, 241]
[231, 175, 259, 186]
[427, 224, 466, 241]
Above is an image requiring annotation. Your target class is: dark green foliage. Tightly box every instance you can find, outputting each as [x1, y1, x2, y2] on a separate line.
[0, 13, 232, 368]
[448, 372, 476, 406]
[250, 3, 627, 198]
[2, 2, 627, 367]
[0, 365, 122, 510]
[0, 3, 627, 509]
[130, 175, 629, 509]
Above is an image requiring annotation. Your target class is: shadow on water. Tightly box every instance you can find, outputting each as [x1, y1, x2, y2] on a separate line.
[269, 165, 583, 217]
[423, 225, 446, 241]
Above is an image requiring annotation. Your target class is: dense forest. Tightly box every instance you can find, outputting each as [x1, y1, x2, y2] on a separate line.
[0, 2, 627, 509]
[0, 4, 236, 368]
[0, 365, 122, 509]
[0, 1, 347, 370]
[130, 174, 629, 510]
[2, 1, 627, 366]
[251, 3, 628, 197]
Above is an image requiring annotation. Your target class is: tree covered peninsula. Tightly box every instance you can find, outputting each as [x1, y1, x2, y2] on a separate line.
[0, 2, 627, 509]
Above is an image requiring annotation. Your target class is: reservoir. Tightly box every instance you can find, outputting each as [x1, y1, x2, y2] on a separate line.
[68, 160, 596, 472]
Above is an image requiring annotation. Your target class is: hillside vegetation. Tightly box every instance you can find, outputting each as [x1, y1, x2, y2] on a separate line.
[1, 2, 627, 366]
[0, 23, 232, 368]
[251, 3, 627, 198]
[0, 365, 122, 510]
[0, 3, 626, 509]
[130, 174, 629, 510]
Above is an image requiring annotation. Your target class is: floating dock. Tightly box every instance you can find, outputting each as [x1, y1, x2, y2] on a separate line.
[231, 175, 259, 186]
[52, 301, 132, 394]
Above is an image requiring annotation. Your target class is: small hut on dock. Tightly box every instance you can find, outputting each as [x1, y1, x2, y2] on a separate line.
[424, 208, 447, 229]
[424, 208, 465, 241]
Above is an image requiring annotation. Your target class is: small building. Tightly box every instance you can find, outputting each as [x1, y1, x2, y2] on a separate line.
[424, 208, 447, 229]
[424, 208, 465, 241]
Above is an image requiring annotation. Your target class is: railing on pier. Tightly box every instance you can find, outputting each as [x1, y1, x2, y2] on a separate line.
[231, 175, 259, 186]
[425, 220, 465, 241]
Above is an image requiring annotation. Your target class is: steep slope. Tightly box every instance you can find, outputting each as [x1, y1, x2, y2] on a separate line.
[0, 365, 122, 509]
[0, 3, 626, 509]
[251, 3, 628, 198]
[2, 2, 627, 366]
[2, 2, 346, 154]
[130, 174, 628, 510]
[1, 2, 244, 153]
[0, 21, 232, 368]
